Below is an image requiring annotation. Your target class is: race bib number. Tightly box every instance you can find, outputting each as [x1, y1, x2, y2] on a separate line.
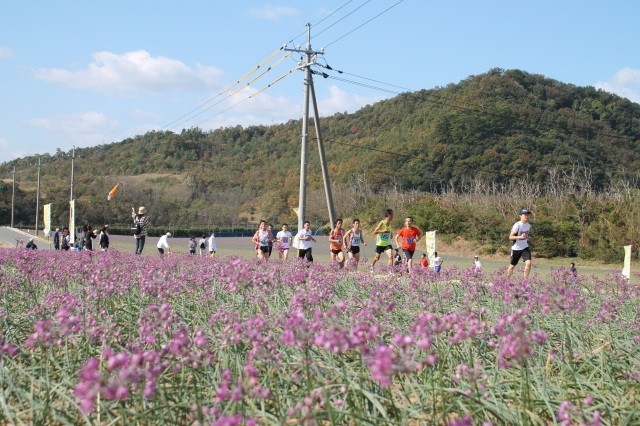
[352, 235, 361, 245]
[405, 236, 415, 245]
[281, 236, 289, 244]
[380, 232, 391, 242]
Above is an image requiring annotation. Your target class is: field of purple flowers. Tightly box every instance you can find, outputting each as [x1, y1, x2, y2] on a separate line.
[0, 248, 638, 425]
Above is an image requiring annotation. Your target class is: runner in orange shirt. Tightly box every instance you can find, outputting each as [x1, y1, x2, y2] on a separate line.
[329, 218, 345, 268]
[395, 216, 422, 274]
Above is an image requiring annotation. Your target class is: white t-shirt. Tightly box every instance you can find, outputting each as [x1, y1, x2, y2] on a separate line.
[276, 231, 292, 249]
[511, 221, 531, 251]
[208, 234, 217, 252]
[433, 256, 443, 267]
[157, 235, 170, 249]
[295, 229, 314, 250]
[474, 260, 482, 269]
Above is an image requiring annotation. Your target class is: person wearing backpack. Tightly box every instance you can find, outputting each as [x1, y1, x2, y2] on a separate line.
[507, 208, 532, 278]
[131, 206, 150, 255]
[198, 234, 207, 255]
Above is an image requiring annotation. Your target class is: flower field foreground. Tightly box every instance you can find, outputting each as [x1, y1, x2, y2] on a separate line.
[1, 249, 639, 425]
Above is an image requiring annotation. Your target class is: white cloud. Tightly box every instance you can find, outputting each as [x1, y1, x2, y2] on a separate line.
[318, 85, 384, 114]
[26, 111, 119, 149]
[33, 50, 223, 96]
[248, 4, 300, 21]
[0, 46, 12, 59]
[0, 138, 28, 164]
[595, 68, 640, 103]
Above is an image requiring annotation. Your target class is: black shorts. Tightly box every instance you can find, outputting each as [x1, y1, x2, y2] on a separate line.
[158, 248, 165, 254]
[510, 247, 531, 266]
[259, 246, 269, 253]
[298, 248, 313, 262]
[375, 245, 392, 254]
[189, 250, 196, 255]
[349, 246, 360, 254]
[331, 248, 342, 255]
[403, 249, 415, 260]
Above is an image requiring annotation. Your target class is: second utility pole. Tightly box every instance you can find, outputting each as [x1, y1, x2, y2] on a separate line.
[286, 23, 336, 232]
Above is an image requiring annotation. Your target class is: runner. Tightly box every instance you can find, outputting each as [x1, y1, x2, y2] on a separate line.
[328, 218, 345, 268]
[371, 209, 394, 272]
[507, 208, 532, 278]
[343, 218, 366, 268]
[275, 224, 293, 260]
[267, 224, 275, 258]
[252, 220, 270, 261]
[395, 216, 422, 274]
[295, 220, 316, 262]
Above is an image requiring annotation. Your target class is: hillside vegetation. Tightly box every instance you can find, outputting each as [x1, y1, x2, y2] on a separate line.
[2, 68, 640, 261]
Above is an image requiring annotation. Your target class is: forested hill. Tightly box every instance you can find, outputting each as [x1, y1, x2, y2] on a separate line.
[2, 68, 640, 229]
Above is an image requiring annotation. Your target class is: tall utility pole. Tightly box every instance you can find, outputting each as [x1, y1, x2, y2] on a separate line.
[11, 166, 16, 228]
[70, 146, 75, 202]
[285, 24, 336, 231]
[35, 156, 41, 235]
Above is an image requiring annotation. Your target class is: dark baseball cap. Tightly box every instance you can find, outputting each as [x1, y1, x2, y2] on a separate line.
[520, 208, 532, 215]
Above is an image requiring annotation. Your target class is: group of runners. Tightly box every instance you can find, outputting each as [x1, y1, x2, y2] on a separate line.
[251, 208, 446, 274]
[250, 206, 533, 277]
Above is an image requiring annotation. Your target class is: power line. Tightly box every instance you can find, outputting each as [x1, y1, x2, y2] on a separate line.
[313, 0, 375, 39]
[322, 73, 402, 95]
[160, 48, 282, 129]
[317, 62, 414, 92]
[323, 0, 405, 48]
[191, 65, 300, 128]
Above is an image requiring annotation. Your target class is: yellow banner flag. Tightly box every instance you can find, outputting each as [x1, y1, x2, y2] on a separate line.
[424, 230, 437, 260]
[622, 245, 632, 280]
[43, 203, 51, 236]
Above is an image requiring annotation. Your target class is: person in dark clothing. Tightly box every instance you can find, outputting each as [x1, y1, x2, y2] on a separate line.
[53, 228, 60, 250]
[99, 225, 110, 251]
[83, 224, 97, 251]
[25, 238, 38, 250]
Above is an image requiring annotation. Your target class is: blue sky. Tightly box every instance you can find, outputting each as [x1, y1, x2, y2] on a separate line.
[1, 0, 639, 164]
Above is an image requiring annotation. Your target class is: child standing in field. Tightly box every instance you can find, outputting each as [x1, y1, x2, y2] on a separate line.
[420, 253, 429, 268]
[188, 237, 197, 255]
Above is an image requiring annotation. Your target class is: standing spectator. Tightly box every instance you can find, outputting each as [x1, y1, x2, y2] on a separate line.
[570, 262, 577, 277]
[61, 227, 70, 251]
[157, 232, 172, 256]
[25, 237, 38, 250]
[507, 208, 532, 278]
[99, 225, 110, 251]
[53, 228, 60, 250]
[208, 231, 217, 256]
[132, 206, 150, 255]
[420, 253, 429, 268]
[198, 234, 207, 255]
[83, 225, 97, 251]
[395, 216, 422, 273]
[433, 251, 443, 275]
[295, 220, 316, 262]
[188, 237, 197, 255]
[473, 255, 482, 270]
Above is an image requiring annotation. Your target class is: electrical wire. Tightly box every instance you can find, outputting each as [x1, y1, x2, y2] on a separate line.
[313, 0, 375, 39]
[323, 0, 405, 48]
[323, 74, 402, 94]
[191, 65, 300, 128]
[317, 62, 414, 92]
[160, 48, 285, 130]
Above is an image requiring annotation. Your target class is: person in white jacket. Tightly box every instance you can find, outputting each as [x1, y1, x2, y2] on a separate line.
[156, 232, 172, 256]
[208, 231, 217, 256]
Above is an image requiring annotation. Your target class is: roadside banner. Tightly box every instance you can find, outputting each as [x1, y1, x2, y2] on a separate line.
[43, 203, 51, 236]
[424, 230, 437, 261]
[69, 199, 76, 245]
[622, 244, 632, 279]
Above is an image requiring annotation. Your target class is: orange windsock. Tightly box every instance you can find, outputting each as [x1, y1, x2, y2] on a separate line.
[107, 183, 121, 201]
